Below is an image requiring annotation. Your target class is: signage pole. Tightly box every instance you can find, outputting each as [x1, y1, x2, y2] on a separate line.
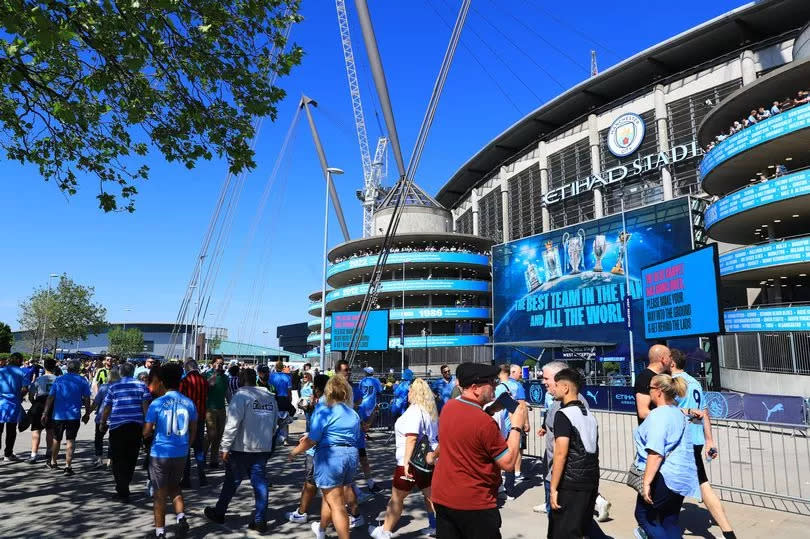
[708, 335, 721, 391]
[319, 172, 331, 372]
[621, 199, 637, 386]
[401, 261, 406, 374]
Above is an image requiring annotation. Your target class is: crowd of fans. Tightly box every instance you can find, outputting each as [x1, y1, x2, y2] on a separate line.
[704, 90, 810, 152]
[0, 346, 739, 538]
[332, 245, 489, 265]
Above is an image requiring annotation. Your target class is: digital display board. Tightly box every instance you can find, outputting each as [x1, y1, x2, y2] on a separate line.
[389, 334, 489, 348]
[390, 307, 490, 321]
[327, 279, 490, 302]
[719, 236, 810, 276]
[700, 102, 810, 179]
[641, 245, 724, 339]
[330, 310, 389, 351]
[724, 306, 810, 332]
[492, 198, 694, 360]
[328, 252, 489, 277]
[705, 169, 810, 229]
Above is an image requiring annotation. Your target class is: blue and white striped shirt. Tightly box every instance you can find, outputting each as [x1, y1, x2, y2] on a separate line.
[103, 377, 151, 430]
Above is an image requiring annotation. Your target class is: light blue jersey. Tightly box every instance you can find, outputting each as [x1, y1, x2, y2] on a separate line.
[673, 371, 706, 446]
[146, 390, 198, 458]
[358, 376, 382, 421]
[310, 402, 361, 448]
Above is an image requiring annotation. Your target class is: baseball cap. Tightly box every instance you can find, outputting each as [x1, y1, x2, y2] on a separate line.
[456, 362, 500, 388]
[363, 366, 374, 374]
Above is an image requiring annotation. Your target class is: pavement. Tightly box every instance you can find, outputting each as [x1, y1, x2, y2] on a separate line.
[1, 417, 809, 538]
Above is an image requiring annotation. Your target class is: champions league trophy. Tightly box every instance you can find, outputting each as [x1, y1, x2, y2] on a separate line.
[611, 231, 632, 275]
[562, 229, 586, 274]
[592, 234, 607, 272]
[524, 262, 542, 292]
[542, 240, 562, 281]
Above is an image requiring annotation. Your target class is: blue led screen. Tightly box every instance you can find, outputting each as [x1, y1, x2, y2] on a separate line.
[492, 198, 693, 360]
[326, 279, 490, 302]
[719, 236, 810, 276]
[724, 306, 810, 332]
[641, 245, 723, 339]
[700, 103, 810, 179]
[330, 310, 390, 351]
[328, 252, 489, 277]
[705, 169, 810, 229]
[389, 334, 489, 348]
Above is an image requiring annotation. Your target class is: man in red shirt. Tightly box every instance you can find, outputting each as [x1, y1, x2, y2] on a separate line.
[179, 358, 209, 488]
[432, 362, 528, 539]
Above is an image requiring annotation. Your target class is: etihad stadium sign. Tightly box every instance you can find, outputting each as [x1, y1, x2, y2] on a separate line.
[543, 140, 701, 206]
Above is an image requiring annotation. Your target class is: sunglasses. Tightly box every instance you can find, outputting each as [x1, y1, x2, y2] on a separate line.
[649, 385, 660, 391]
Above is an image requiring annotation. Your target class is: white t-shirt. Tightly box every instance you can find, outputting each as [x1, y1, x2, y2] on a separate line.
[394, 404, 438, 466]
[31, 374, 56, 399]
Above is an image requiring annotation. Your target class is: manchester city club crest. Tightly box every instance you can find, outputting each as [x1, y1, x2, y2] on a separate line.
[607, 113, 645, 158]
[705, 392, 729, 419]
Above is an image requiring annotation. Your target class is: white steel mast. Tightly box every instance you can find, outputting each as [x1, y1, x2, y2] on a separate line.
[335, 0, 385, 238]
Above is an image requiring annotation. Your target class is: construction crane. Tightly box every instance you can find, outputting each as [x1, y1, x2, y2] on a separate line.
[591, 50, 599, 77]
[335, 0, 387, 238]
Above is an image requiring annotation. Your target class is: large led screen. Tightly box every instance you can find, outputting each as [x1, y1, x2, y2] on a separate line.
[330, 310, 390, 351]
[724, 306, 810, 332]
[492, 198, 694, 355]
[641, 245, 724, 339]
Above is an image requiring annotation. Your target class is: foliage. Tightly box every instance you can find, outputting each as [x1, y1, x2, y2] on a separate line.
[0, 1, 304, 212]
[602, 361, 620, 373]
[108, 325, 144, 359]
[522, 358, 537, 369]
[207, 334, 222, 354]
[18, 274, 107, 353]
[0, 321, 12, 353]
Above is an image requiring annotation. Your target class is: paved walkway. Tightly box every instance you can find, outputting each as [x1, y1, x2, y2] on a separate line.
[1, 419, 809, 538]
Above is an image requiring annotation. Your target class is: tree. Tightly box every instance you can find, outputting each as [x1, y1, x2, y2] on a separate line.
[18, 275, 107, 354]
[522, 358, 537, 370]
[108, 326, 144, 360]
[0, 1, 304, 212]
[0, 321, 12, 353]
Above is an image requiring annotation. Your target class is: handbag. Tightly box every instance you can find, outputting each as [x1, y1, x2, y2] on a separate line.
[408, 410, 435, 474]
[626, 417, 687, 495]
[18, 405, 31, 433]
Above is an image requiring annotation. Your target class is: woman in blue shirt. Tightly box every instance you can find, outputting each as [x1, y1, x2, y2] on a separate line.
[633, 373, 699, 538]
[289, 375, 360, 539]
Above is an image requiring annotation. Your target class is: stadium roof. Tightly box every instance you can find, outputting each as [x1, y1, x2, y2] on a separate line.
[377, 180, 445, 210]
[211, 340, 305, 361]
[435, 0, 810, 208]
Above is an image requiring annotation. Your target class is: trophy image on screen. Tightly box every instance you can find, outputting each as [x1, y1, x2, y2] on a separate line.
[524, 262, 542, 292]
[611, 231, 632, 275]
[542, 241, 562, 281]
[562, 229, 585, 274]
[592, 234, 607, 272]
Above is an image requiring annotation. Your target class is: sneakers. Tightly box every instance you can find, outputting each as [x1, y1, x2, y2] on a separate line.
[367, 481, 380, 493]
[310, 521, 326, 539]
[176, 516, 190, 538]
[634, 527, 649, 539]
[248, 520, 267, 533]
[369, 525, 392, 539]
[146, 479, 154, 497]
[204, 507, 225, 525]
[514, 472, 523, 483]
[3, 454, 20, 462]
[532, 504, 547, 513]
[419, 526, 437, 537]
[26, 456, 37, 464]
[92, 458, 104, 469]
[595, 495, 611, 522]
[286, 510, 308, 523]
[349, 514, 365, 529]
[45, 460, 58, 470]
[64, 466, 75, 476]
[143, 531, 165, 539]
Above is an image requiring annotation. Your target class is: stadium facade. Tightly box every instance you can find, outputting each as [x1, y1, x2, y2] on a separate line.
[436, 0, 810, 395]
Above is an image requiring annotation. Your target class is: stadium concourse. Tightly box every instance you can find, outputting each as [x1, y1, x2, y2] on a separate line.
[1, 416, 807, 538]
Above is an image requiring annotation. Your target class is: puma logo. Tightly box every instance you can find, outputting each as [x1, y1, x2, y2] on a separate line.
[586, 390, 599, 403]
[762, 402, 784, 422]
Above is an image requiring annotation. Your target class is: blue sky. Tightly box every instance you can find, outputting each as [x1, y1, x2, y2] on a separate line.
[0, 0, 745, 346]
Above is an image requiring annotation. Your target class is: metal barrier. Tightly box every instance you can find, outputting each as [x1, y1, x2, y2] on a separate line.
[525, 407, 810, 515]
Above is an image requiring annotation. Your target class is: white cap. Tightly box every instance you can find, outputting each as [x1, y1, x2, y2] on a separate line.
[364, 366, 374, 374]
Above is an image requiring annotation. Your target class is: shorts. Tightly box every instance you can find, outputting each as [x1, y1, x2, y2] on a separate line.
[391, 464, 433, 491]
[693, 445, 709, 485]
[28, 398, 50, 431]
[304, 454, 315, 484]
[149, 457, 186, 490]
[53, 420, 80, 441]
[314, 445, 357, 489]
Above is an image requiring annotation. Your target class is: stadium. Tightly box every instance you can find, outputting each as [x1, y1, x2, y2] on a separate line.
[434, 0, 810, 395]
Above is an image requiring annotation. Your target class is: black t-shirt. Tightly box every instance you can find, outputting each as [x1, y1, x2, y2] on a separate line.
[552, 401, 594, 491]
[634, 368, 657, 424]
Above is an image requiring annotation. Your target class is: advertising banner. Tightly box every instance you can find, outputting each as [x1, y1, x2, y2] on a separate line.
[328, 252, 489, 277]
[523, 381, 545, 406]
[492, 198, 694, 359]
[330, 310, 389, 351]
[724, 305, 810, 332]
[641, 244, 724, 339]
[719, 236, 810, 276]
[609, 386, 638, 413]
[704, 391, 744, 420]
[582, 385, 611, 410]
[742, 393, 805, 425]
[327, 279, 490, 302]
[388, 334, 489, 349]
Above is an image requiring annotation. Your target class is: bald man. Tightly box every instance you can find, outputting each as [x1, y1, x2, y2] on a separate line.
[634, 344, 673, 424]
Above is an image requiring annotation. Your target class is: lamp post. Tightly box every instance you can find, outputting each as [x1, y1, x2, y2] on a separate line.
[321, 167, 344, 372]
[400, 260, 407, 374]
[122, 307, 132, 331]
[40, 273, 59, 361]
[421, 327, 431, 376]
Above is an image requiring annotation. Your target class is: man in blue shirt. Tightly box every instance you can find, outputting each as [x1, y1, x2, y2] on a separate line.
[432, 364, 456, 412]
[143, 362, 197, 539]
[41, 359, 91, 474]
[101, 361, 152, 500]
[0, 353, 28, 462]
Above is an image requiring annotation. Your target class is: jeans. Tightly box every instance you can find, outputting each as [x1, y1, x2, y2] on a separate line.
[214, 451, 271, 523]
[435, 503, 501, 539]
[634, 472, 684, 539]
[183, 421, 206, 483]
[94, 423, 106, 458]
[109, 423, 142, 497]
[0, 422, 17, 457]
